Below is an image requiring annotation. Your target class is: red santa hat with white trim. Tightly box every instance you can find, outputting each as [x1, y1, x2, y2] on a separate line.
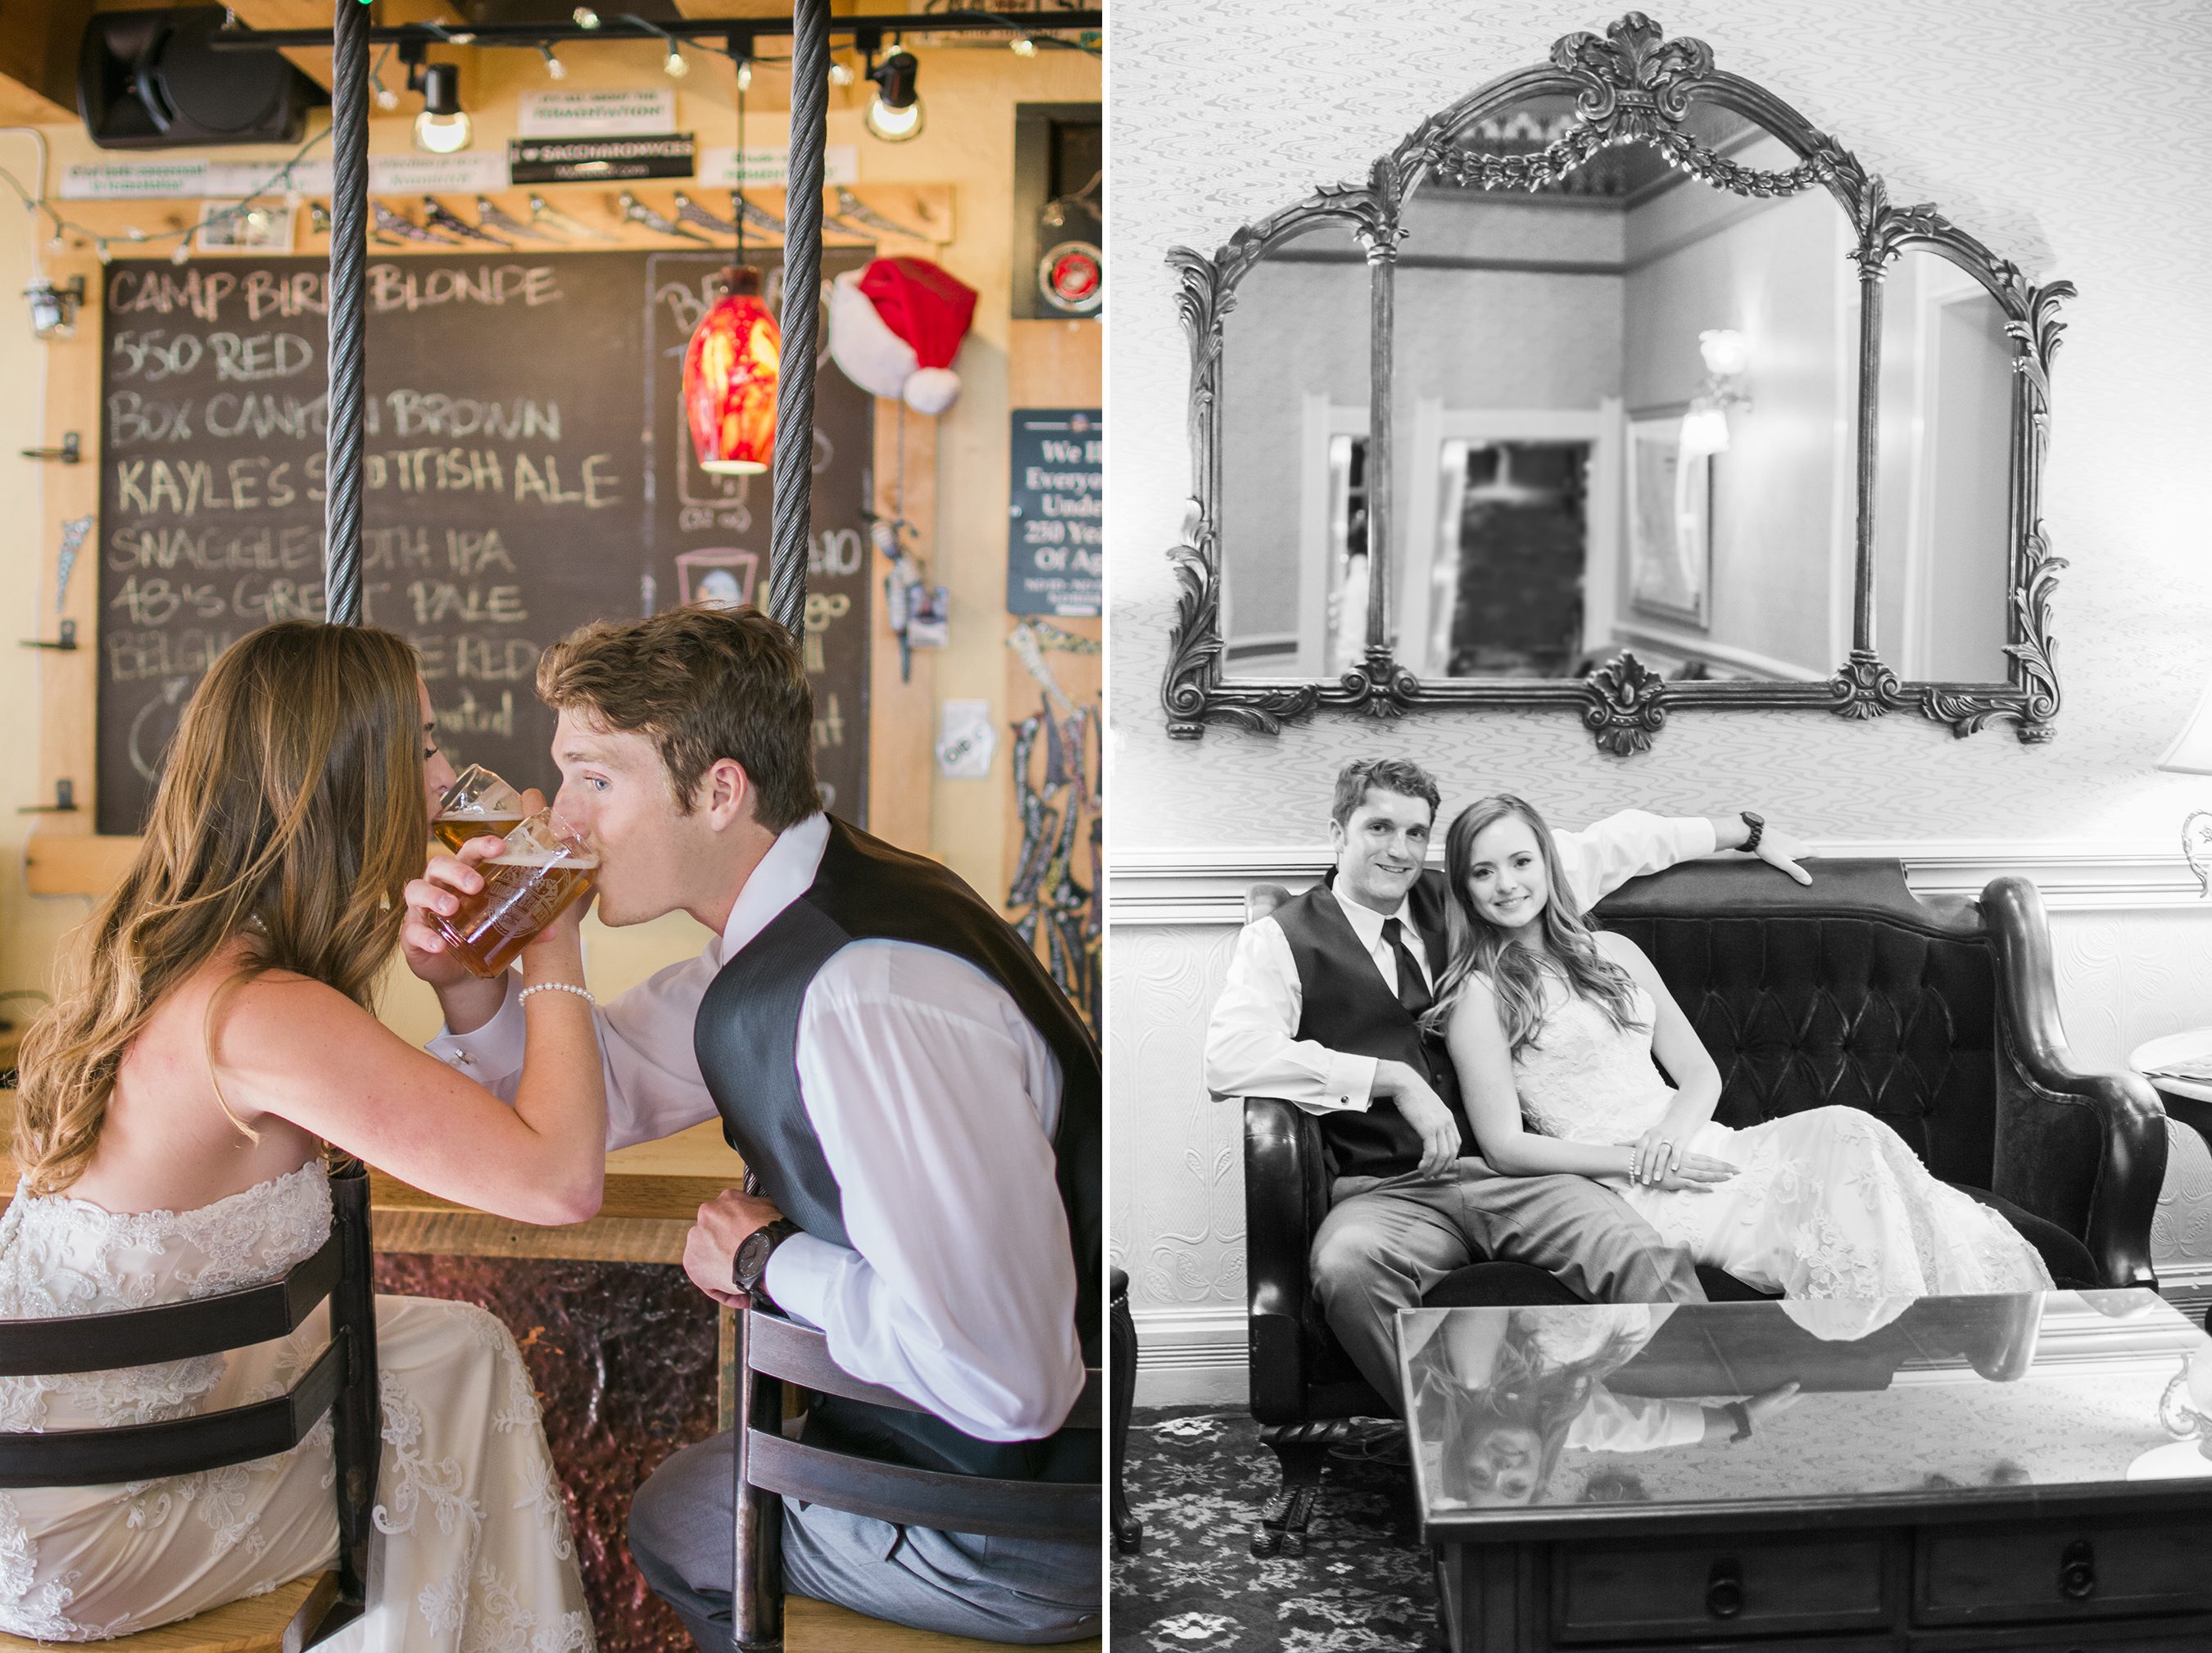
[827, 256, 979, 416]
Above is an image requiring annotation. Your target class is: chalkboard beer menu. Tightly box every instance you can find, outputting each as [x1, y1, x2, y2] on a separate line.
[96, 249, 873, 836]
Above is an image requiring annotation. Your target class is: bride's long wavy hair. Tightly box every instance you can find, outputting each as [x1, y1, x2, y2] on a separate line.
[1419, 1313, 1643, 1506]
[1426, 794, 1645, 1056]
[14, 623, 429, 1196]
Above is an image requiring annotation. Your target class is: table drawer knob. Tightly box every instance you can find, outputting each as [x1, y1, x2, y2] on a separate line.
[2059, 1538, 2096, 1600]
[1705, 1556, 1743, 1619]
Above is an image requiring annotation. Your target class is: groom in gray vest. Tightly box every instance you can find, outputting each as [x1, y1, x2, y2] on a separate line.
[411, 606, 1098, 1646]
[1205, 757, 1809, 1405]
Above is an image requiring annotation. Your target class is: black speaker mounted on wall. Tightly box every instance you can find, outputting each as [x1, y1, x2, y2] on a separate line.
[78, 7, 325, 150]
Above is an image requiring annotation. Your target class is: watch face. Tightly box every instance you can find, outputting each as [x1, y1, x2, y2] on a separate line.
[736, 1228, 773, 1285]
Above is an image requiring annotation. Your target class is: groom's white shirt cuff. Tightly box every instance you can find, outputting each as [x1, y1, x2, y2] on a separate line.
[428, 811, 1084, 1443]
[1202, 809, 1716, 1116]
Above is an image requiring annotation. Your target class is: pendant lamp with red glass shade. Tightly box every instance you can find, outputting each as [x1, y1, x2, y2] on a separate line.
[684, 265, 779, 474]
[682, 36, 780, 476]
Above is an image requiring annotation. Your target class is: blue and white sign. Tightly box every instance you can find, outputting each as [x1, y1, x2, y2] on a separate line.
[1006, 408, 1101, 616]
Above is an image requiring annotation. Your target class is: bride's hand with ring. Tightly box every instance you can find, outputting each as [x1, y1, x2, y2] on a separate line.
[1631, 1125, 1699, 1184]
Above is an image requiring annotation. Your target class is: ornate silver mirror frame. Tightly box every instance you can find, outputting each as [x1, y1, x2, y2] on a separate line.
[1161, 12, 2073, 754]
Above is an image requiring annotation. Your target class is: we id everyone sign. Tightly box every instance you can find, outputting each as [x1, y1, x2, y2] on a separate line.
[1006, 409, 1101, 616]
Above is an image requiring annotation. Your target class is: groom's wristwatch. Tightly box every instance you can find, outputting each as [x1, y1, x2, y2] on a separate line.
[732, 1219, 801, 1304]
[1738, 811, 1766, 854]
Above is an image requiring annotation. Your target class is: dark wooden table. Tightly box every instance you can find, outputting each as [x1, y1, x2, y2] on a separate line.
[1398, 1292, 2212, 1652]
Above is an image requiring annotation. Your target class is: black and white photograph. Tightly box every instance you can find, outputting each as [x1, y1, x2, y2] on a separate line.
[1106, 3, 2212, 1649]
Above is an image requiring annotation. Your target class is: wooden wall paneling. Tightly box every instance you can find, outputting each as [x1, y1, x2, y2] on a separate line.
[226, 0, 471, 89]
[868, 399, 936, 854]
[0, 0, 90, 125]
[25, 254, 104, 896]
[1009, 318, 1101, 406]
[47, 187, 952, 261]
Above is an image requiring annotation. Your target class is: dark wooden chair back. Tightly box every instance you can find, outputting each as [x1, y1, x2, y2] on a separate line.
[0, 1157, 380, 1650]
[729, 1306, 1102, 1653]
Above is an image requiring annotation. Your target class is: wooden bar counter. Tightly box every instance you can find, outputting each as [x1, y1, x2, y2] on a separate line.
[0, 1093, 746, 1263]
[369, 1117, 748, 1265]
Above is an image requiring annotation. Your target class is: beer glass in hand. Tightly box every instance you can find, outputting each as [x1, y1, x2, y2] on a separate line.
[433, 764, 528, 852]
[427, 809, 598, 978]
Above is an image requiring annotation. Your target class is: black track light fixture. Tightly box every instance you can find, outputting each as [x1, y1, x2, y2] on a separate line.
[865, 43, 922, 143]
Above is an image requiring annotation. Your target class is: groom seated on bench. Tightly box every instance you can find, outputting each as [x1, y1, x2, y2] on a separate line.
[1203, 758, 1813, 1406]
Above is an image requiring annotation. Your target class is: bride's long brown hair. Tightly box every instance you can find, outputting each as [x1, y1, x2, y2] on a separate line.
[14, 623, 429, 1196]
[1426, 794, 1645, 1056]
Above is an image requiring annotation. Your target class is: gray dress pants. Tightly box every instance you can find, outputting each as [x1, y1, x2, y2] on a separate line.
[628, 1429, 1101, 1650]
[1311, 1159, 1705, 1405]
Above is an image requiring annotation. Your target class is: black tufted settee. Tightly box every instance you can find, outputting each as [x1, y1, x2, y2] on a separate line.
[1239, 858, 2169, 1554]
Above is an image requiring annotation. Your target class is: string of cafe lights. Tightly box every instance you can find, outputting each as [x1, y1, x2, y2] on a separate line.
[0, 48, 399, 273]
[0, 7, 1095, 317]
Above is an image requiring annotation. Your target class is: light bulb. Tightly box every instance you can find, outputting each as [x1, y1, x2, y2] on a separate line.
[664, 46, 688, 78]
[413, 63, 470, 153]
[170, 241, 191, 265]
[1698, 328, 1752, 378]
[541, 45, 566, 80]
[865, 48, 922, 142]
[737, 60, 752, 93]
[827, 60, 854, 88]
[864, 96, 923, 142]
[1011, 35, 1037, 57]
[374, 78, 399, 111]
[573, 6, 601, 25]
[96, 241, 111, 265]
[414, 109, 473, 154]
[1679, 402, 1730, 457]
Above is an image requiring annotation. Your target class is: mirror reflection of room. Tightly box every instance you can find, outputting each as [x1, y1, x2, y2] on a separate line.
[1404, 97, 1856, 684]
[1216, 97, 2023, 689]
[1217, 223, 1373, 679]
[1875, 248, 2017, 685]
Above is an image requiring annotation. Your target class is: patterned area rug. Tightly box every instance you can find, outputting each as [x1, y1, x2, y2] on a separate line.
[1111, 1407, 1442, 1652]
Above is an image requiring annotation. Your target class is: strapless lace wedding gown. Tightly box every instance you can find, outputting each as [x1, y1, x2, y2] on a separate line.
[1511, 983, 2051, 1300]
[0, 1160, 594, 1649]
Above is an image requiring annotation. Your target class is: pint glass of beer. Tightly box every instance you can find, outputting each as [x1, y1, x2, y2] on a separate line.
[434, 765, 528, 852]
[428, 810, 598, 978]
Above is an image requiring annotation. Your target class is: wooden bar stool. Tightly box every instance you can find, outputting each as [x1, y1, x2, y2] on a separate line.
[732, 1307, 1103, 1653]
[0, 1160, 380, 1651]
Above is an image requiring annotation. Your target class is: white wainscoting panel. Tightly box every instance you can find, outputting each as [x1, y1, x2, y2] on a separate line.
[1110, 849, 2212, 1406]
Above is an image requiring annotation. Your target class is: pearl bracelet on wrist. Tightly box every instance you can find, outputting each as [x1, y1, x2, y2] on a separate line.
[518, 981, 594, 1007]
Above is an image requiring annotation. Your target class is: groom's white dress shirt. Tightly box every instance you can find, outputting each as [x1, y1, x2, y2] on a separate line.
[428, 812, 1084, 1443]
[1203, 811, 1717, 1113]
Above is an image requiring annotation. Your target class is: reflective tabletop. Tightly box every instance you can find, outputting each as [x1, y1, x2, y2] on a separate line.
[1396, 1291, 2212, 1539]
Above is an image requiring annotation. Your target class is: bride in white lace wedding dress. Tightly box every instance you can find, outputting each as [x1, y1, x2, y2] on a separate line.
[1431, 796, 2050, 1302]
[2, 623, 605, 1646]
[0, 1165, 591, 1648]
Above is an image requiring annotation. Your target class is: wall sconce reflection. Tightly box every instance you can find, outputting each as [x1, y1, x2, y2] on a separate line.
[2129, 1346, 2212, 1479]
[1680, 328, 1752, 458]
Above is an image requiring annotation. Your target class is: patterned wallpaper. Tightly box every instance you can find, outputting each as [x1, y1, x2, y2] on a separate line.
[1107, 0, 2212, 848]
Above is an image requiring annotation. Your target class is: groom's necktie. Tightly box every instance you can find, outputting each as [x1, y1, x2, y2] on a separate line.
[1380, 917, 1434, 1020]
